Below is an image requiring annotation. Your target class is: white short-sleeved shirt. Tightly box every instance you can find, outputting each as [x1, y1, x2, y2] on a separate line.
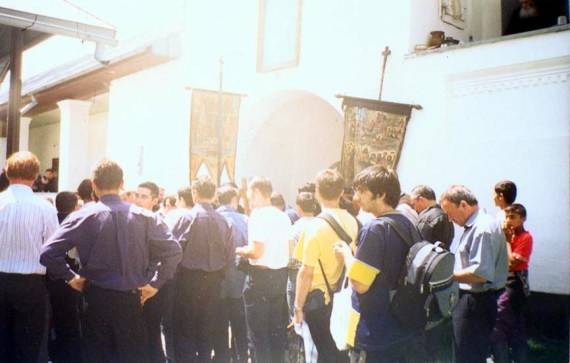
[248, 206, 291, 269]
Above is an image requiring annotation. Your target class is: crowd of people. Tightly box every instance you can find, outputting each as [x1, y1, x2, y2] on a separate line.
[0, 151, 533, 363]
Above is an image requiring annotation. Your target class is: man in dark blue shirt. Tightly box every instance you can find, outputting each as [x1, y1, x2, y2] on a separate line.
[171, 175, 234, 362]
[213, 185, 249, 363]
[40, 160, 182, 363]
[335, 166, 419, 363]
[136, 180, 170, 363]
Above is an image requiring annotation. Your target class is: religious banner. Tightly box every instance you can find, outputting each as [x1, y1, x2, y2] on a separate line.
[189, 89, 241, 183]
[339, 96, 414, 184]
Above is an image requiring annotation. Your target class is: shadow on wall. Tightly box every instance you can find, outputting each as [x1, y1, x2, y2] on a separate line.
[239, 90, 344, 204]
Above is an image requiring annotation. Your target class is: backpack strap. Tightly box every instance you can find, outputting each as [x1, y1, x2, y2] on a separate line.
[379, 214, 421, 248]
[318, 213, 353, 245]
[378, 214, 421, 289]
[316, 212, 355, 298]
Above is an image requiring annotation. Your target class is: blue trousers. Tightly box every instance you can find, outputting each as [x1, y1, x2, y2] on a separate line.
[452, 290, 498, 363]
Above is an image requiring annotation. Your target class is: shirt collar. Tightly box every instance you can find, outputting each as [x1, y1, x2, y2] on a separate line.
[195, 202, 214, 211]
[217, 205, 236, 213]
[321, 207, 344, 213]
[464, 209, 479, 230]
[8, 184, 33, 194]
[99, 194, 122, 204]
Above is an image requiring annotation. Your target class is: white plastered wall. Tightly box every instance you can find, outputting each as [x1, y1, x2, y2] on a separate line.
[101, 1, 569, 294]
[106, 61, 190, 193]
[396, 31, 570, 294]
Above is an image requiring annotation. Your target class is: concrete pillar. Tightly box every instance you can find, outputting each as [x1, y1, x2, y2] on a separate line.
[18, 117, 32, 151]
[57, 100, 92, 191]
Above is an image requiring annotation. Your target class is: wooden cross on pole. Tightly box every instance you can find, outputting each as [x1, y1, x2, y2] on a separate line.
[378, 46, 391, 101]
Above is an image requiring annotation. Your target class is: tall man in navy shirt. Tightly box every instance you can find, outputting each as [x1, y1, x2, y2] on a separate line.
[171, 175, 234, 362]
[40, 159, 182, 363]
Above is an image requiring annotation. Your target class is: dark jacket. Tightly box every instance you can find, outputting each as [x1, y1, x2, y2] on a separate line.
[417, 204, 454, 248]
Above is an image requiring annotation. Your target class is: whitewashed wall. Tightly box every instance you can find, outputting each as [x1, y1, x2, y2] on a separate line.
[87, 112, 108, 171]
[103, 1, 569, 294]
[27, 110, 108, 188]
[106, 61, 190, 193]
[395, 31, 570, 295]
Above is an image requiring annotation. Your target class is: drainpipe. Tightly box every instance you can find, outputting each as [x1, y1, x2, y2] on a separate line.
[94, 42, 111, 65]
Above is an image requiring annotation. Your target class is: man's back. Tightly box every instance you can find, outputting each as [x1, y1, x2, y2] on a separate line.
[417, 204, 455, 247]
[248, 206, 291, 269]
[296, 208, 358, 302]
[217, 205, 248, 249]
[0, 185, 58, 274]
[173, 203, 233, 272]
[41, 194, 181, 291]
[217, 205, 248, 299]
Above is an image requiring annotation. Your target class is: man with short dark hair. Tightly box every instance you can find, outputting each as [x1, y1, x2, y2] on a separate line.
[272, 191, 300, 223]
[288, 191, 319, 363]
[214, 184, 249, 363]
[177, 186, 194, 208]
[136, 181, 160, 212]
[40, 159, 182, 363]
[236, 177, 291, 363]
[160, 186, 194, 363]
[294, 170, 357, 363]
[441, 185, 508, 363]
[0, 170, 9, 192]
[411, 185, 455, 248]
[136, 181, 173, 363]
[172, 175, 234, 362]
[40, 168, 58, 193]
[335, 165, 420, 363]
[55, 191, 79, 223]
[411, 184, 456, 362]
[493, 180, 517, 223]
[49, 191, 82, 363]
[0, 151, 59, 362]
[77, 178, 95, 207]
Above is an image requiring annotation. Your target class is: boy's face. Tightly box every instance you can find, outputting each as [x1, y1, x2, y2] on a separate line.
[505, 212, 524, 229]
[353, 187, 375, 213]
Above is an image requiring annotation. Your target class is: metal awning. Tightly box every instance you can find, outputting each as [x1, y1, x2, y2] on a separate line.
[0, 1, 117, 157]
[0, 6, 117, 49]
[0, 34, 180, 119]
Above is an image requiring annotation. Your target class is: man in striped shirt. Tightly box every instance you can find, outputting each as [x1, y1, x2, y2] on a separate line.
[0, 151, 59, 362]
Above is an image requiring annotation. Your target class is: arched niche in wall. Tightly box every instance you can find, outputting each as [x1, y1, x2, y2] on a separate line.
[238, 90, 343, 205]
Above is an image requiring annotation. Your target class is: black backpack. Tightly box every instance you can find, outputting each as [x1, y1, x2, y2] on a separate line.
[380, 216, 458, 331]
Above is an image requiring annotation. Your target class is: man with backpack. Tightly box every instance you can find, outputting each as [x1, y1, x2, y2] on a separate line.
[293, 169, 358, 363]
[334, 165, 422, 363]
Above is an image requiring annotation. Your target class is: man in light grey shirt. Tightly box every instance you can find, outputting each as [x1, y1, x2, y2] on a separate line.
[0, 151, 59, 362]
[441, 185, 508, 363]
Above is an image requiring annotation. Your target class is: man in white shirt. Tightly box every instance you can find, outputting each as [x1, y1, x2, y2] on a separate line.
[0, 151, 59, 362]
[236, 177, 291, 363]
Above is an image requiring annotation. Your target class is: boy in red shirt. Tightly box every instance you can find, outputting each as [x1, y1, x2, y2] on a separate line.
[491, 203, 533, 363]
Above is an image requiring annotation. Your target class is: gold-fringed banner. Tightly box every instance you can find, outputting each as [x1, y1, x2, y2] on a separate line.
[189, 89, 241, 183]
[339, 96, 414, 184]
